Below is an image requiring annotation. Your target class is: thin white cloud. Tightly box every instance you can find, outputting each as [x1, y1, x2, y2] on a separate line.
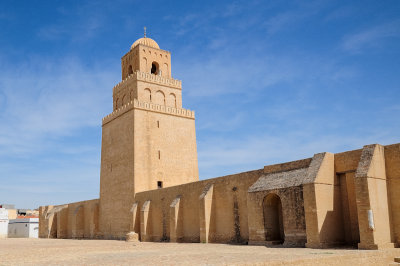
[0, 53, 117, 208]
[264, 10, 302, 34]
[176, 54, 300, 98]
[36, 2, 108, 42]
[37, 16, 103, 41]
[176, 46, 358, 100]
[197, 126, 399, 180]
[263, 1, 329, 34]
[0, 164, 100, 208]
[342, 20, 400, 53]
[0, 56, 117, 156]
[324, 5, 355, 22]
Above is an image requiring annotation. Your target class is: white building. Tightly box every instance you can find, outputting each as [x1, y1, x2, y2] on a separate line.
[8, 218, 39, 238]
[0, 208, 8, 238]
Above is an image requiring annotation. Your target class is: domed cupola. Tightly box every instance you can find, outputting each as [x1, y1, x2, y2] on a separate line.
[130, 37, 160, 50]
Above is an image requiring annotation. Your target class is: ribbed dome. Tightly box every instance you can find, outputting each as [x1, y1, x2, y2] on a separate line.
[130, 37, 160, 50]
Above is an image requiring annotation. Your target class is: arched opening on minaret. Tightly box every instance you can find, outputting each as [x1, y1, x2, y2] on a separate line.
[155, 90, 165, 105]
[128, 65, 133, 75]
[143, 88, 151, 102]
[151, 62, 159, 75]
[122, 95, 126, 106]
[168, 93, 177, 107]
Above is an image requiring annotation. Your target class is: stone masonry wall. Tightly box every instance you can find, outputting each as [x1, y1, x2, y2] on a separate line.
[385, 143, 400, 247]
[39, 199, 99, 239]
[133, 169, 263, 243]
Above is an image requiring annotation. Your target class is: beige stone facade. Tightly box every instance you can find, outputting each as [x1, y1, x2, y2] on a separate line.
[39, 37, 400, 250]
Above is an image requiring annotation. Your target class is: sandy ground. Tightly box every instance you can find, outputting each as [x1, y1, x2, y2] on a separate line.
[0, 238, 399, 265]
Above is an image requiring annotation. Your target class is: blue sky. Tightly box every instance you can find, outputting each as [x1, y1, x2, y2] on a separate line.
[0, 1, 399, 209]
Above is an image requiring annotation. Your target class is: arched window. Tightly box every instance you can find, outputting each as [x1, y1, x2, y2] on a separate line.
[168, 93, 177, 107]
[151, 61, 159, 75]
[128, 65, 133, 75]
[143, 57, 147, 71]
[122, 95, 126, 106]
[143, 88, 152, 102]
[154, 90, 165, 105]
[115, 98, 119, 109]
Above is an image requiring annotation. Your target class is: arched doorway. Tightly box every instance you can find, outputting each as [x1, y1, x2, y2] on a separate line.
[263, 193, 284, 243]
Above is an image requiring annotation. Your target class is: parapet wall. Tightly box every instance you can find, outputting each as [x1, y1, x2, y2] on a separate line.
[102, 99, 195, 125]
[113, 70, 182, 95]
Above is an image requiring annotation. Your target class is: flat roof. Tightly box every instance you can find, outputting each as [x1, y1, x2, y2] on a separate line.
[8, 218, 39, 224]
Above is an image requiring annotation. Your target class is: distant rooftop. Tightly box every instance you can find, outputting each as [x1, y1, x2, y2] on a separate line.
[0, 204, 15, 209]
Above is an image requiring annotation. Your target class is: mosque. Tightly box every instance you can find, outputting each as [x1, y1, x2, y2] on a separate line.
[39, 35, 400, 250]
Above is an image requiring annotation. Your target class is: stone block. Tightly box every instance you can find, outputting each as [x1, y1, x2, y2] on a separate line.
[126, 231, 139, 242]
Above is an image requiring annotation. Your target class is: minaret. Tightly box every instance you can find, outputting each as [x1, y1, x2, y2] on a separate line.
[98, 34, 199, 238]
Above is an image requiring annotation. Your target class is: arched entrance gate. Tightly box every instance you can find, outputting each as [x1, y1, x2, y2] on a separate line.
[263, 193, 284, 244]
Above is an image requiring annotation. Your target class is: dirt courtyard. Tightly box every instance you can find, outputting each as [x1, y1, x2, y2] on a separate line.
[0, 239, 399, 265]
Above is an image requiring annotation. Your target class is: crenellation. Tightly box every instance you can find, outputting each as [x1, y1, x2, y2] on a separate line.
[113, 70, 181, 95]
[102, 99, 194, 125]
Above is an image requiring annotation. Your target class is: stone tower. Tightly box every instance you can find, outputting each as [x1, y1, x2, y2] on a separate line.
[99, 36, 199, 238]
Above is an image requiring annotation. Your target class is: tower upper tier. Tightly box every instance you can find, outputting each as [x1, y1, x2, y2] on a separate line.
[113, 36, 183, 112]
[121, 37, 171, 80]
